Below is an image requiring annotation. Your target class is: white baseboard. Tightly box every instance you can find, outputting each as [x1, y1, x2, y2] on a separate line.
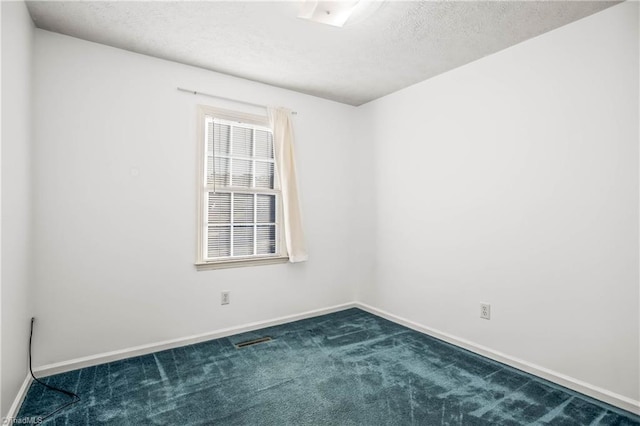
[26, 300, 639, 417]
[355, 302, 640, 416]
[3, 374, 32, 422]
[33, 302, 356, 378]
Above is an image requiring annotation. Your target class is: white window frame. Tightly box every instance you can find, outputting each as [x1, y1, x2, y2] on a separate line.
[195, 105, 288, 270]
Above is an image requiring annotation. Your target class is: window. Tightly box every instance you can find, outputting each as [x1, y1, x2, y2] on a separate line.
[196, 106, 288, 269]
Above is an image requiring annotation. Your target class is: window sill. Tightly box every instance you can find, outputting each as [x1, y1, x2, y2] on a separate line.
[195, 256, 289, 271]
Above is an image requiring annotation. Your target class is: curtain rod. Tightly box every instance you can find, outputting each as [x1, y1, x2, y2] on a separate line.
[177, 87, 297, 115]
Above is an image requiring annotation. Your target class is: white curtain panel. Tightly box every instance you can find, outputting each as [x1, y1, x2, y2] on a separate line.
[268, 107, 308, 263]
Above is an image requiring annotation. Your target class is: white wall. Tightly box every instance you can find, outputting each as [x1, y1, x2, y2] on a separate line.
[1, 0, 34, 416]
[360, 2, 639, 402]
[31, 30, 370, 367]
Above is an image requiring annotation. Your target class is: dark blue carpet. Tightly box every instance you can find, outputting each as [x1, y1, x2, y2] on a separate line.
[17, 308, 640, 425]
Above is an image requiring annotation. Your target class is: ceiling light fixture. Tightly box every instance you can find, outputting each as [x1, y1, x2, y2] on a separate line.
[298, 1, 365, 28]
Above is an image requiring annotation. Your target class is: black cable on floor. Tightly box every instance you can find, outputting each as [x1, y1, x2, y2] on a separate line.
[29, 317, 80, 422]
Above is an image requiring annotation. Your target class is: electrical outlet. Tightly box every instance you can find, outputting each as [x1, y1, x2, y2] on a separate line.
[221, 291, 230, 305]
[480, 303, 491, 320]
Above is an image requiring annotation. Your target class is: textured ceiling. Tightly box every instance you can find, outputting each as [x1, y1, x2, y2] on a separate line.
[26, 1, 618, 106]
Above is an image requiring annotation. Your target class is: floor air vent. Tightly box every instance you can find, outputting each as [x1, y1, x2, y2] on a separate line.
[234, 336, 273, 348]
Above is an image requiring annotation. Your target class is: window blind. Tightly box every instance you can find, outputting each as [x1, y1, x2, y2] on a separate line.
[204, 117, 279, 260]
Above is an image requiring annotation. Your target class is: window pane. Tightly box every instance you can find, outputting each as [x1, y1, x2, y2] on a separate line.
[214, 157, 230, 187]
[232, 158, 252, 187]
[255, 161, 274, 189]
[257, 225, 276, 255]
[208, 192, 231, 224]
[256, 194, 276, 223]
[214, 122, 230, 155]
[233, 193, 254, 223]
[208, 226, 230, 258]
[255, 130, 273, 159]
[232, 126, 252, 157]
[207, 121, 214, 155]
[233, 226, 254, 256]
[206, 155, 214, 185]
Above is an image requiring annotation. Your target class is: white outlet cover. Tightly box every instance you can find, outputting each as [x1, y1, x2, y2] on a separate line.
[480, 303, 491, 320]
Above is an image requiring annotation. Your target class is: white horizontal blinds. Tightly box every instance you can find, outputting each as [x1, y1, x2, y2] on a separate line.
[256, 194, 277, 254]
[204, 115, 278, 260]
[233, 193, 253, 256]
